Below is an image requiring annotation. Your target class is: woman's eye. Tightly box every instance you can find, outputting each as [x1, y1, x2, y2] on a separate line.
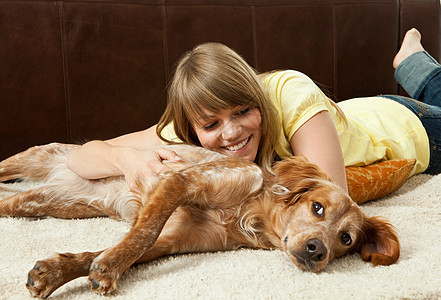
[341, 233, 352, 246]
[203, 122, 217, 130]
[237, 107, 250, 115]
[312, 202, 324, 217]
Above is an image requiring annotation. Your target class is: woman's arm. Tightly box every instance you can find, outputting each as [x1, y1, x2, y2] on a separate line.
[290, 111, 348, 192]
[66, 125, 181, 191]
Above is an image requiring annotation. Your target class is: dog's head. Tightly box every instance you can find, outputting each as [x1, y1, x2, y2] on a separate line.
[272, 156, 400, 272]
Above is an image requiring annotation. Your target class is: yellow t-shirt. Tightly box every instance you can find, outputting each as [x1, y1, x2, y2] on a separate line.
[264, 70, 429, 175]
[161, 69, 430, 175]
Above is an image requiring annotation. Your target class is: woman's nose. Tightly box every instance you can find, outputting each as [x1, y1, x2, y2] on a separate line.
[221, 120, 241, 140]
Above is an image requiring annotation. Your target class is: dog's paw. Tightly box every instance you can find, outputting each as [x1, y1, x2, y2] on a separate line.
[26, 260, 65, 299]
[26, 252, 94, 298]
[88, 261, 120, 295]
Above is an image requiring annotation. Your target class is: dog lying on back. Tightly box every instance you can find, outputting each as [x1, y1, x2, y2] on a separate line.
[0, 143, 400, 298]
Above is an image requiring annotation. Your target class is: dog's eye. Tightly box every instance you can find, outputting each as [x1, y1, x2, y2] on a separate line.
[284, 236, 288, 244]
[341, 233, 352, 246]
[312, 202, 324, 217]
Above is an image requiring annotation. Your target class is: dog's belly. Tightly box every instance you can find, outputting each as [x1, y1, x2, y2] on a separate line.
[157, 205, 242, 254]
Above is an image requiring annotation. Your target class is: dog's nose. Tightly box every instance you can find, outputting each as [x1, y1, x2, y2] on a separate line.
[305, 239, 327, 262]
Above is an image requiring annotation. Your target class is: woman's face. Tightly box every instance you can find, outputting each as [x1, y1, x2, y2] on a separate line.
[193, 106, 262, 161]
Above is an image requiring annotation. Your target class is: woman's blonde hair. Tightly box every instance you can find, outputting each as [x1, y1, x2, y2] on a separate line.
[157, 43, 280, 173]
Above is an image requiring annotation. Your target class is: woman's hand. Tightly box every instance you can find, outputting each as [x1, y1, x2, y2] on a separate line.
[67, 125, 184, 193]
[116, 147, 182, 192]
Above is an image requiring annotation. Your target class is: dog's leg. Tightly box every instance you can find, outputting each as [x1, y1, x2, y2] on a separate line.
[26, 251, 102, 299]
[25, 208, 226, 298]
[135, 228, 230, 263]
[134, 207, 234, 263]
[87, 173, 188, 295]
[0, 186, 107, 219]
[0, 143, 75, 182]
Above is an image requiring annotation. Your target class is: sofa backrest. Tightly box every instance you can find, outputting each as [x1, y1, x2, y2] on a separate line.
[0, 0, 439, 160]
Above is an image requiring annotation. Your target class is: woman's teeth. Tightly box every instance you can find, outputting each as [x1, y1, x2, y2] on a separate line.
[224, 137, 250, 151]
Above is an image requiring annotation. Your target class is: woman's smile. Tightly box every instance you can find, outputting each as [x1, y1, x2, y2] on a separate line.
[222, 136, 251, 152]
[193, 107, 262, 161]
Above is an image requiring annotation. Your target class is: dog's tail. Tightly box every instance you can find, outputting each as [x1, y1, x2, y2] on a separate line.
[0, 143, 77, 182]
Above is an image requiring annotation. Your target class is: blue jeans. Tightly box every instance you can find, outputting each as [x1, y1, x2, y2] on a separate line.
[382, 51, 441, 174]
[395, 51, 441, 105]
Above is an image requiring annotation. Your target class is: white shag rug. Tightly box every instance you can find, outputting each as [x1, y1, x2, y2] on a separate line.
[1, 174, 441, 300]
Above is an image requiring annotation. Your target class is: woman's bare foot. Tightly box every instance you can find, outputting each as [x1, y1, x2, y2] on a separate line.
[393, 28, 425, 69]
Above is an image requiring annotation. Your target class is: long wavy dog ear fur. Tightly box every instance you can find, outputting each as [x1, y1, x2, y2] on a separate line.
[358, 216, 400, 266]
[272, 156, 330, 203]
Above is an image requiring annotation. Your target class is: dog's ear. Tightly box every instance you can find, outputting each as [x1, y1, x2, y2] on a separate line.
[357, 216, 400, 266]
[273, 156, 330, 182]
[272, 156, 331, 205]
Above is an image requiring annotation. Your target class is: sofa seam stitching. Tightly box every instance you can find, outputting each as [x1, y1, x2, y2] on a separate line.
[57, 1, 72, 142]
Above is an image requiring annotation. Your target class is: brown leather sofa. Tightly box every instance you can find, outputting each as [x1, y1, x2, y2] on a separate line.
[0, 0, 439, 160]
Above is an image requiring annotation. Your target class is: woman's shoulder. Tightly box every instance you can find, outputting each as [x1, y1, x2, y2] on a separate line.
[262, 70, 322, 98]
[262, 69, 315, 85]
[263, 69, 326, 105]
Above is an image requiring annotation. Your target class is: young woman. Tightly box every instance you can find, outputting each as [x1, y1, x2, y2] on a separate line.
[67, 28, 440, 193]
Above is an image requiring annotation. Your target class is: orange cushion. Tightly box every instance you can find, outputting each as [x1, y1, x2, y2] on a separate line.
[346, 159, 416, 204]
